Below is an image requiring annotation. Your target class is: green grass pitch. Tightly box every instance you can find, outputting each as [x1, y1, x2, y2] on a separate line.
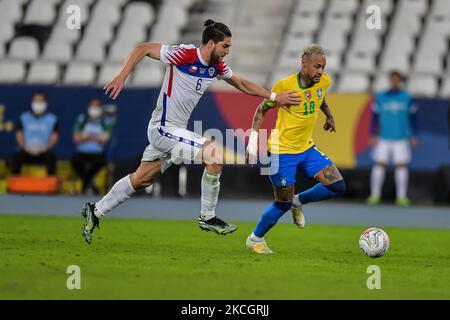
[1, 214, 449, 299]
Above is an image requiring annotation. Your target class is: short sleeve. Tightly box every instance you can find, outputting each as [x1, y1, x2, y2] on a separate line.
[159, 44, 195, 65]
[262, 80, 284, 108]
[217, 61, 233, 80]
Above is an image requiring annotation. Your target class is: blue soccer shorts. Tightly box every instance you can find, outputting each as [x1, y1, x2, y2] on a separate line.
[268, 145, 333, 187]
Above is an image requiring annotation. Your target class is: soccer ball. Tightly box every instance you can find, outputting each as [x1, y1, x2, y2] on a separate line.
[359, 228, 390, 258]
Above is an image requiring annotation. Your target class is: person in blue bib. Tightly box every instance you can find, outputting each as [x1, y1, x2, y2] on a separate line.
[11, 92, 59, 175]
[367, 71, 419, 207]
[71, 98, 113, 194]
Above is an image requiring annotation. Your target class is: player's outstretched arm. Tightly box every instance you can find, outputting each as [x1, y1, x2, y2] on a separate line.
[246, 102, 271, 164]
[320, 99, 336, 132]
[224, 73, 301, 106]
[104, 42, 162, 100]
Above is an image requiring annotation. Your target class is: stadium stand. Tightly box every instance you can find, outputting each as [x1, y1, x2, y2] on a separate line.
[0, 0, 449, 96]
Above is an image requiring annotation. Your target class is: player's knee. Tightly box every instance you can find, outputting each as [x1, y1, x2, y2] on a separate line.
[325, 179, 346, 195]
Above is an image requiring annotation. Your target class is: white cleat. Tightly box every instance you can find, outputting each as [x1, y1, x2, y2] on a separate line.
[246, 235, 274, 254]
[290, 205, 305, 229]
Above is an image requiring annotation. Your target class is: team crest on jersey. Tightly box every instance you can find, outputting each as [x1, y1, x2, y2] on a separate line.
[304, 90, 311, 101]
[208, 67, 215, 77]
[317, 88, 323, 99]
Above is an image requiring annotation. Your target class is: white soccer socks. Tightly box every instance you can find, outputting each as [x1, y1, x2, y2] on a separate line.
[94, 174, 136, 218]
[395, 166, 409, 199]
[200, 169, 221, 221]
[370, 164, 386, 198]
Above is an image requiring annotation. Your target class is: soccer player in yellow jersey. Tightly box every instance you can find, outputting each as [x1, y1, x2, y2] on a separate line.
[245, 44, 346, 254]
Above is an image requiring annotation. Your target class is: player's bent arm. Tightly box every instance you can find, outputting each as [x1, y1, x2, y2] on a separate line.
[116, 42, 162, 80]
[104, 42, 162, 99]
[320, 99, 333, 119]
[16, 130, 25, 149]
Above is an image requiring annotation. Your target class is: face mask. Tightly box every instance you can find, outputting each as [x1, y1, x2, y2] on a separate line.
[31, 101, 47, 115]
[88, 106, 102, 119]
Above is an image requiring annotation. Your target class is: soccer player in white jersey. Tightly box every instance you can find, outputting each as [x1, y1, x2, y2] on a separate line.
[81, 19, 301, 244]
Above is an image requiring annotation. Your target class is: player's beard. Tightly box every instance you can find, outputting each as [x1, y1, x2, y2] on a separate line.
[211, 50, 222, 64]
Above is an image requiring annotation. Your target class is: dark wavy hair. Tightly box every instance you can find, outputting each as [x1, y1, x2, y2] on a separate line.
[202, 19, 232, 45]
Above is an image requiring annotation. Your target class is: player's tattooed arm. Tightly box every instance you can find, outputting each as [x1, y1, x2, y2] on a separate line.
[251, 102, 271, 131]
[320, 99, 336, 132]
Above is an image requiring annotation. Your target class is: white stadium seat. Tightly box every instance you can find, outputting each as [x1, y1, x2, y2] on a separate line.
[23, 0, 57, 25]
[328, 0, 359, 15]
[295, 0, 326, 14]
[42, 41, 73, 63]
[0, 22, 14, 45]
[75, 39, 105, 63]
[337, 72, 370, 92]
[317, 29, 347, 54]
[132, 64, 165, 87]
[407, 74, 439, 97]
[0, 60, 26, 83]
[123, 2, 155, 27]
[49, 25, 81, 44]
[424, 15, 450, 37]
[430, 0, 450, 17]
[397, 0, 428, 16]
[323, 51, 342, 73]
[345, 51, 376, 73]
[63, 62, 96, 85]
[390, 11, 422, 35]
[0, 0, 24, 24]
[90, 1, 121, 26]
[384, 33, 415, 55]
[27, 61, 60, 84]
[282, 33, 313, 56]
[417, 32, 448, 56]
[8, 37, 40, 61]
[323, 12, 353, 33]
[82, 23, 114, 45]
[289, 13, 321, 34]
[380, 50, 410, 73]
[413, 52, 443, 75]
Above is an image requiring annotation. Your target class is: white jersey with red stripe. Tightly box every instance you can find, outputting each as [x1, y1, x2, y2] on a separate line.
[148, 44, 233, 129]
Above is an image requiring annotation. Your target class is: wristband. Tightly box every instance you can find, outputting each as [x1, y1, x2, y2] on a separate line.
[269, 92, 277, 102]
[247, 130, 258, 155]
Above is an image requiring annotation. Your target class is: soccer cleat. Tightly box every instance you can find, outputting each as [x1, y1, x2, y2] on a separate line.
[81, 202, 100, 244]
[197, 216, 238, 235]
[290, 205, 305, 229]
[395, 197, 411, 207]
[366, 195, 381, 205]
[246, 235, 274, 254]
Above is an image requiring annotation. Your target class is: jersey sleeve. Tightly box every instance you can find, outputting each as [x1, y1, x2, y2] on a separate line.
[262, 80, 284, 108]
[159, 44, 195, 66]
[217, 61, 233, 80]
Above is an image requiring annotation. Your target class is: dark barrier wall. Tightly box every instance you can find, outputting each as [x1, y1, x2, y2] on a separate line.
[0, 85, 449, 168]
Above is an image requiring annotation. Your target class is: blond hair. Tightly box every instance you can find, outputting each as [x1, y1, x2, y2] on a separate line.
[301, 44, 326, 58]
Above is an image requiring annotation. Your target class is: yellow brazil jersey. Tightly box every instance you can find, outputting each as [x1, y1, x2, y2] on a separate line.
[265, 72, 331, 154]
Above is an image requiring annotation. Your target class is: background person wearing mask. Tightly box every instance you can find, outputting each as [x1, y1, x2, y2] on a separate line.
[11, 92, 59, 175]
[71, 98, 112, 194]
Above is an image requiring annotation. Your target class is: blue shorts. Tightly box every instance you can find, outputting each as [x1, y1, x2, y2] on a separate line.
[268, 145, 333, 187]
